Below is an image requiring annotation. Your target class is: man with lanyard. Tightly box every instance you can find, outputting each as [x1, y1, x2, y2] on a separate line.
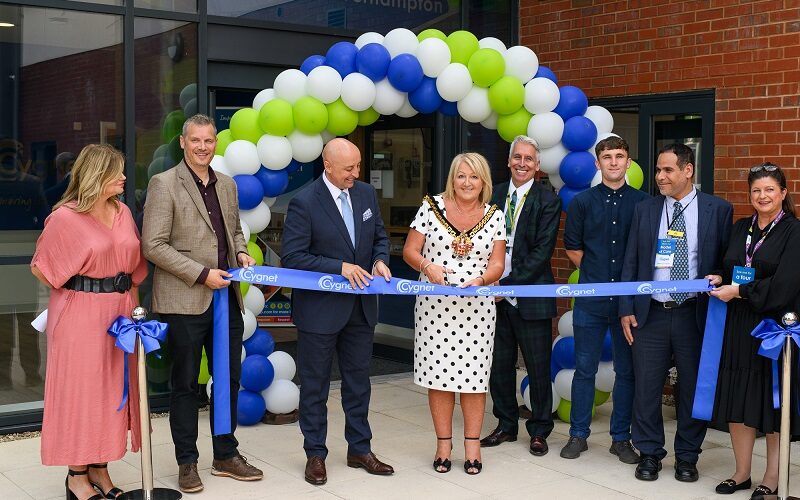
[481, 135, 562, 456]
[620, 143, 732, 482]
[561, 136, 649, 462]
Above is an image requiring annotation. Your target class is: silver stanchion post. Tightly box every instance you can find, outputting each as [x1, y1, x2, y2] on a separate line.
[120, 307, 181, 500]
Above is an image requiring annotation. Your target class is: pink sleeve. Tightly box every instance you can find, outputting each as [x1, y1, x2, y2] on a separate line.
[31, 208, 90, 288]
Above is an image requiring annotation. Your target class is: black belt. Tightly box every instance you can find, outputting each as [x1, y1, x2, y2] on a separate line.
[64, 272, 132, 293]
[651, 297, 697, 309]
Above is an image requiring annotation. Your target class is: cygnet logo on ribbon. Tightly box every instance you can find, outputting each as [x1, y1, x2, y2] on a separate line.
[636, 282, 677, 294]
[317, 275, 352, 292]
[240, 268, 278, 284]
[555, 285, 596, 297]
[396, 280, 436, 294]
[476, 287, 515, 296]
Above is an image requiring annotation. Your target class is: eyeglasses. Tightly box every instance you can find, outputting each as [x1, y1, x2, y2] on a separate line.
[750, 164, 779, 173]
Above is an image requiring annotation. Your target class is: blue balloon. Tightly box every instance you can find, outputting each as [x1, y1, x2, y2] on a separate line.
[552, 336, 576, 370]
[233, 175, 265, 210]
[551, 358, 560, 382]
[300, 55, 326, 75]
[520, 374, 530, 396]
[243, 328, 276, 357]
[408, 77, 442, 114]
[237, 390, 266, 426]
[558, 185, 586, 212]
[554, 86, 589, 121]
[438, 99, 458, 116]
[562, 116, 598, 152]
[356, 43, 391, 82]
[285, 159, 306, 174]
[240, 354, 275, 392]
[600, 329, 613, 362]
[559, 151, 596, 189]
[535, 65, 558, 83]
[387, 54, 424, 93]
[325, 41, 358, 78]
[254, 167, 290, 197]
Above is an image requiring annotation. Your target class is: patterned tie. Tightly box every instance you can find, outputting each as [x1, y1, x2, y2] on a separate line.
[669, 200, 690, 304]
[506, 190, 517, 239]
[338, 191, 355, 247]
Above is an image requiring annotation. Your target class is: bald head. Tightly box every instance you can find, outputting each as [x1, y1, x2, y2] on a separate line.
[322, 138, 361, 190]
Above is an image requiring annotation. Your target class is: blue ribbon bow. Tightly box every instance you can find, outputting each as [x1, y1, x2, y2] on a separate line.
[107, 316, 168, 411]
[751, 318, 800, 410]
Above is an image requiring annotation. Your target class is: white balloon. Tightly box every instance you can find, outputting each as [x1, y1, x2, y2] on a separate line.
[548, 171, 565, 190]
[210, 155, 231, 177]
[557, 310, 574, 337]
[504, 46, 539, 83]
[306, 66, 342, 104]
[288, 131, 324, 163]
[242, 309, 257, 341]
[480, 111, 499, 130]
[479, 37, 507, 53]
[396, 97, 418, 118]
[539, 143, 570, 175]
[551, 381, 561, 413]
[355, 31, 384, 49]
[457, 86, 492, 123]
[584, 105, 614, 134]
[372, 78, 405, 115]
[527, 112, 564, 150]
[224, 140, 261, 176]
[435, 63, 472, 102]
[253, 88, 276, 110]
[239, 218, 251, 242]
[523, 386, 531, 411]
[524, 77, 560, 114]
[240, 202, 271, 233]
[256, 134, 293, 171]
[261, 379, 300, 414]
[596, 362, 616, 392]
[590, 170, 602, 187]
[207, 378, 213, 399]
[274, 69, 307, 104]
[340, 73, 377, 112]
[554, 368, 575, 402]
[383, 28, 418, 58]
[590, 132, 621, 158]
[267, 351, 297, 380]
[242, 350, 247, 363]
[416, 38, 451, 78]
[321, 130, 335, 143]
[244, 285, 266, 316]
[263, 196, 276, 207]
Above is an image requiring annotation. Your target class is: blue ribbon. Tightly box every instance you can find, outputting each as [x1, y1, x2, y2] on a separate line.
[107, 316, 168, 411]
[212, 289, 232, 436]
[691, 297, 727, 421]
[750, 318, 800, 410]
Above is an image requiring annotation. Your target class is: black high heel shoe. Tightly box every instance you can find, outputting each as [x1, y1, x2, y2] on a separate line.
[463, 436, 483, 475]
[432, 436, 452, 473]
[87, 464, 124, 499]
[65, 469, 103, 500]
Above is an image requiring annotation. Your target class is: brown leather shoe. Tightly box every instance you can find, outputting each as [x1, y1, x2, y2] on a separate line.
[530, 436, 549, 456]
[211, 454, 263, 481]
[304, 456, 327, 485]
[346, 452, 394, 475]
[178, 463, 203, 493]
[480, 427, 518, 447]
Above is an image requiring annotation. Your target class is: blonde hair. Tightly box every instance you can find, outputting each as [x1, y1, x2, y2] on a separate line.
[54, 143, 125, 213]
[442, 152, 493, 204]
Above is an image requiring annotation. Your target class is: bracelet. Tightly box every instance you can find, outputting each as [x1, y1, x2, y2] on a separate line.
[477, 276, 485, 285]
[419, 258, 428, 272]
[421, 262, 434, 274]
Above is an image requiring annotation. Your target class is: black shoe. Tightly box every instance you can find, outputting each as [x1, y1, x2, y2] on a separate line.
[559, 436, 587, 459]
[751, 485, 776, 499]
[464, 436, 482, 475]
[609, 440, 641, 464]
[87, 464, 124, 498]
[479, 426, 517, 447]
[432, 436, 452, 473]
[715, 477, 751, 494]
[66, 469, 104, 500]
[529, 436, 549, 456]
[634, 455, 662, 481]
[674, 460, 698, 482]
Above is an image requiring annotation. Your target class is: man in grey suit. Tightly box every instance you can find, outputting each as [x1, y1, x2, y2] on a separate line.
[142, 114, 262, 493]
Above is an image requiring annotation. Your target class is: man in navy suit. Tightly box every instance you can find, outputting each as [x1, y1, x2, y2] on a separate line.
[620, 143, 732, 483]
[281, 138, 394, 486]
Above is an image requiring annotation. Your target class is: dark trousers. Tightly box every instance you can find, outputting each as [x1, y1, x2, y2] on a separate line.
[297, 299, 374, 458]
[631, 301, 706, 463]
[488, 301, 553, 438]
[161, 287, 244, 465]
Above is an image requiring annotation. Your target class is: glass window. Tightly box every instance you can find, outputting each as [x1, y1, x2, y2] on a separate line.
[135, 0, 197, 14]
[0, 5, 123, 412]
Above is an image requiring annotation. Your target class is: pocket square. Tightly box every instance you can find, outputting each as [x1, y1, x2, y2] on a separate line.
[362, 208, 373, 221]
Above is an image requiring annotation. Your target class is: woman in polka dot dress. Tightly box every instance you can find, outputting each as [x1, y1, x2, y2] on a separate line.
[403, 152, 506, 475]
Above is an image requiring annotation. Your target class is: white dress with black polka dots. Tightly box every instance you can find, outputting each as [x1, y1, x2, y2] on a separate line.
[410, 195, 506, 393]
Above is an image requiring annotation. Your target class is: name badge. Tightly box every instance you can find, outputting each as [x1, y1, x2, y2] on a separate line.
[732, 265, 755, 285]
[654, 238, 676, 269]
[667, 229, 685, 238]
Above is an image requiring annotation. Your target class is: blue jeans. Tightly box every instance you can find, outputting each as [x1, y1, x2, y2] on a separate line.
[569, 307, 634, 442]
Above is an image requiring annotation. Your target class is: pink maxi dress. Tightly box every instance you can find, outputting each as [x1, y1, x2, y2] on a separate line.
[32, 202, 149, 465]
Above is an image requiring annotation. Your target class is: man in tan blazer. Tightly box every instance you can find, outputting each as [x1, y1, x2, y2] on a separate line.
[142, 114, 261, 493]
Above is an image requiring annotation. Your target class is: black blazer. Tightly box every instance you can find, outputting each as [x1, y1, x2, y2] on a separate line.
[281, 177, 390, 334]
[619, 191, 732, 331]
[492, 181, 562, 320]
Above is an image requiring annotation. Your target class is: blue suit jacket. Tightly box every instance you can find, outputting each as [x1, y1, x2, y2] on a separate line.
[619, 191, 732, 331]
[281, 176, 390, 334]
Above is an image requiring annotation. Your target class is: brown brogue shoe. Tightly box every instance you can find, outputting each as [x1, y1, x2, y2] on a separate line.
[480, 427, 517, 447]
[178, 463, 203, 493]
[346, 452, 394, 475]
[530, 436, 549, 456]
[211, 454, 263, 481]
[304, 456, 327, 485]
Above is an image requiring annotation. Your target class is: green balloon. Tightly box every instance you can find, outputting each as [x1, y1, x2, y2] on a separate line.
[258, 98, 294, 136]
[162, 110, 185, 143]
[215, 129, 233, 155]
[594, 389, 611, 406]
[446, 30, 480, 65]
[293, 96, 328, 134]
[240, 281, 250, 296]
[418, 28, 447, 42]
[358, 108, 380, 127]
[230, 107, 263, 143]
[568, 268, 580, 284]
[556, 399, 571, 423]
[489, 75, 525, 115]
[198, 349, 210, 384]
[247, 241, 264, 266]
[326, 99, 359, 137]
[468, 48, 506, 88]
[496, 107, 532, 143]
[628, 160, 644, 189]
[167, 134, 183, 163]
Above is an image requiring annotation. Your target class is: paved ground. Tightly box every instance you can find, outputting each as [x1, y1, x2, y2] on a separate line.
[2, 372, 800, 499]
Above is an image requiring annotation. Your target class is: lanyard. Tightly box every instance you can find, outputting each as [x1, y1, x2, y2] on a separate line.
[664, 192, 697, 234]
[506, 189, 529, 234]
[745, 210, 784, 267]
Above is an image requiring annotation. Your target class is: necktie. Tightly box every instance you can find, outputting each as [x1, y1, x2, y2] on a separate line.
[338, 191, 355, 247]
[506, 190, 517, 239]
[669, 200, 690, 304]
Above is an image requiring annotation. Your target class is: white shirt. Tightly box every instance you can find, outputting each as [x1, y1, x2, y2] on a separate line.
[322, 171, 352, 216]
[653, 187, 699, 302]
[502, 179, 534, 304]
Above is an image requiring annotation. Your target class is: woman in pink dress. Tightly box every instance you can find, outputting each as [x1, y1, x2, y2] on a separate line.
[31, 143, 149, 500]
